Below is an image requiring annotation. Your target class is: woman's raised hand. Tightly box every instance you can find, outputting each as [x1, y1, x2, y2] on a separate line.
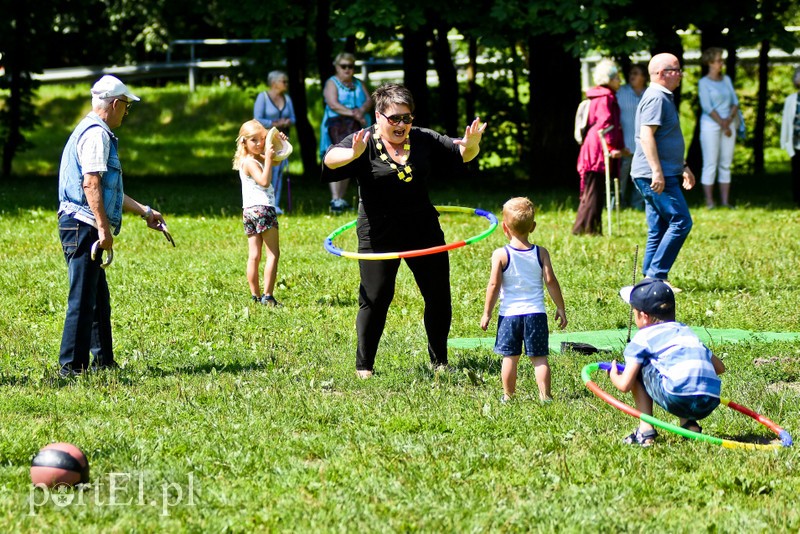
[351, 128, 371, 159]
[455, 117, 487, 149]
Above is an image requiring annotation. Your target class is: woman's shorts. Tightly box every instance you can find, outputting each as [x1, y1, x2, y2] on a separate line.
[641, 363, 720, 420]
[493, 313, 549, 357]
[243, 205, 278, 236]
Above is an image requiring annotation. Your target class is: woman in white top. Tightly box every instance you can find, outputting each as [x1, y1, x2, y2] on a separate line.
[232, 120, 287, 307]
[698, 47, 740, 208]
[780, 67, 800, 206]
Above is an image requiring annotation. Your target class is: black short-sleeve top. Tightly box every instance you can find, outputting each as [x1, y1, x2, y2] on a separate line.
[321, 126, 466, 220]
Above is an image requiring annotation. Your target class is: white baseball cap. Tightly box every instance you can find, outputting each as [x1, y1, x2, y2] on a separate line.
[90, 75, 140, 102]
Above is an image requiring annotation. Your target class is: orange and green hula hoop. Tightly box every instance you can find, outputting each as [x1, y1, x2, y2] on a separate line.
[324, 205, 498, 260]
[582, 362, 793, 450]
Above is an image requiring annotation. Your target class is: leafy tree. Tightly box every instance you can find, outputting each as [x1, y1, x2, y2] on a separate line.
[0, 2, 57, 177]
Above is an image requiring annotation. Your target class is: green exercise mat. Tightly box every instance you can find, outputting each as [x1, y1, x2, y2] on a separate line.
[448, 328, 800, 354]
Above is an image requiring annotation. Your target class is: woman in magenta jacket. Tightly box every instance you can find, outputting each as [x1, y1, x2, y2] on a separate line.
[573, 59, 628, 235]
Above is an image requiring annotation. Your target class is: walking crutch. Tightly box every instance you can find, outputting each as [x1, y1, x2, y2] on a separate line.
[597, 125, 614, 236]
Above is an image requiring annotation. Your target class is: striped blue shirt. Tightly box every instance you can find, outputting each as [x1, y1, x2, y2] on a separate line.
[624, 322, 721, 397]
[616, 84, 643, 152]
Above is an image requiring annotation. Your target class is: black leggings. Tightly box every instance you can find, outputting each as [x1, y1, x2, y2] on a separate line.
[356, 252, 451, 371]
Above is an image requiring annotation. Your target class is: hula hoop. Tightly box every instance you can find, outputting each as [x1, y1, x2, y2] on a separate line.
[324, 205, 498, 260]
[582, 362, 793, 450]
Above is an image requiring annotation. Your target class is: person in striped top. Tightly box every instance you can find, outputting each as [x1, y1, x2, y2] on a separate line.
[608, 278, 726, 446]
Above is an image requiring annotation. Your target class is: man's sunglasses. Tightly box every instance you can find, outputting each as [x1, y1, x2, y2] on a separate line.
[115, 99, 133, 112]
[380, 112, 415, 126]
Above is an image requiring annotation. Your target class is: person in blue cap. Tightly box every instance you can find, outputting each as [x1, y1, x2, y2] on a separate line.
[608, 278, 726, 446]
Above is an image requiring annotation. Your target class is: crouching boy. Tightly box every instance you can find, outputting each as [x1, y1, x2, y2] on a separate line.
[608, 279, 725, 446]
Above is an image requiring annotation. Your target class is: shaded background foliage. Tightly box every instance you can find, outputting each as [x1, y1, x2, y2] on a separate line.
[0, 0, 798, 183]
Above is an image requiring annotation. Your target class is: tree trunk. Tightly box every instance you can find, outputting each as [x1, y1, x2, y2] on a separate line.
[510, 44, 524, 161]
[431, 24, 458, 136]
[528, 34, 581, 189]
[402, 27, 431, 128]
[315, 0, 334, 82]
[1, 18, 25, 177]
[286, 37, 318, 177]
[465, 37, 477, 125]
[754, 39, 769, 174]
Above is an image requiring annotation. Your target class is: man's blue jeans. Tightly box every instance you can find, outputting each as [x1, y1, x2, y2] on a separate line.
[58, 215, 114, 372]
[633, 176, 693, 280]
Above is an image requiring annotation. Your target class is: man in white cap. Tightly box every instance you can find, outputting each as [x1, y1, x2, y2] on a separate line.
[57, 75, 167, 376]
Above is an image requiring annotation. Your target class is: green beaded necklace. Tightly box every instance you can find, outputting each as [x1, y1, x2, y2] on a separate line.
[374, 124, 412, 182]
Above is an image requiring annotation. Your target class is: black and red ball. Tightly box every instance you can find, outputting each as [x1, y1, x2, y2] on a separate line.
[30, 442, 89, 487]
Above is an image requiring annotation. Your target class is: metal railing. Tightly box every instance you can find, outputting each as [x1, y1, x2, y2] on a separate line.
[167, 39, 277, 91]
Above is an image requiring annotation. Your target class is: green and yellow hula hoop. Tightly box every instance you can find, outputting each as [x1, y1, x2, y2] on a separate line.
[324, 205, 498, 260]
[582, 362, 793, 450]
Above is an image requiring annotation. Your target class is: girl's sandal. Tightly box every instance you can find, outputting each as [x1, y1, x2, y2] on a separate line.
[261, 295, 283, 308]
[623, 428, 658, 447]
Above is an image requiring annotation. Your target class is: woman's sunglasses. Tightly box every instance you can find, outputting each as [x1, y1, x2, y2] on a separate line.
[380, 112, 415, 126]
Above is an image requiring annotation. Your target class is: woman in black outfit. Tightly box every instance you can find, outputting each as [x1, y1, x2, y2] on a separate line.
[322, 83, 486, 378]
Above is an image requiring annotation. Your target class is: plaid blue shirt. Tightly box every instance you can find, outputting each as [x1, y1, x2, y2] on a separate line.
[624, 322, 721, 397]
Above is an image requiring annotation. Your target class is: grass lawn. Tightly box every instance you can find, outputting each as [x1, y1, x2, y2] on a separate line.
[1, 168, 799, 531]
[1, 83, 800, 531]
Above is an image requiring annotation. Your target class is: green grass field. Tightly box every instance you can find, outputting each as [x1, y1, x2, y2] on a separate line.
[2, 84, 800, 531]
[1, 171, 799, 531]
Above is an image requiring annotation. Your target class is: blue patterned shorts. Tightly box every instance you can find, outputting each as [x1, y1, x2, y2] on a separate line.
[493, 313, 549, 357]
[641, 363, 720, 420]
[243, 205, 278, 236]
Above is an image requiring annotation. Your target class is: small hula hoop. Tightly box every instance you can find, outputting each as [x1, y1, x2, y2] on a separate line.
[582, 362, 793, 450]
[324, 205, 498, 260]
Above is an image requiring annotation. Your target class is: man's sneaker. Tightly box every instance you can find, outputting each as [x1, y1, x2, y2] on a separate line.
[663, 280, 682, 293]
[59, 366, 84, 377]
[91, 361, 120, 372]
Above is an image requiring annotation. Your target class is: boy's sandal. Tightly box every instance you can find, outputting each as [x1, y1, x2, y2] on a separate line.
[680, 420, 703, 433]
[623, 428, 658, 447]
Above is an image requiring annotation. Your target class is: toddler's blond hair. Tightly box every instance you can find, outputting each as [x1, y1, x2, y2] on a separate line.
[502, 197, 536, 235]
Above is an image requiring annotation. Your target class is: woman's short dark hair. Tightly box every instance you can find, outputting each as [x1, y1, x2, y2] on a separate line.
[372, 83, 415, 114]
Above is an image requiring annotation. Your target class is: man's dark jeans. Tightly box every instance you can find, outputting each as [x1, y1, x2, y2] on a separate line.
[58, 215, 114, 373]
